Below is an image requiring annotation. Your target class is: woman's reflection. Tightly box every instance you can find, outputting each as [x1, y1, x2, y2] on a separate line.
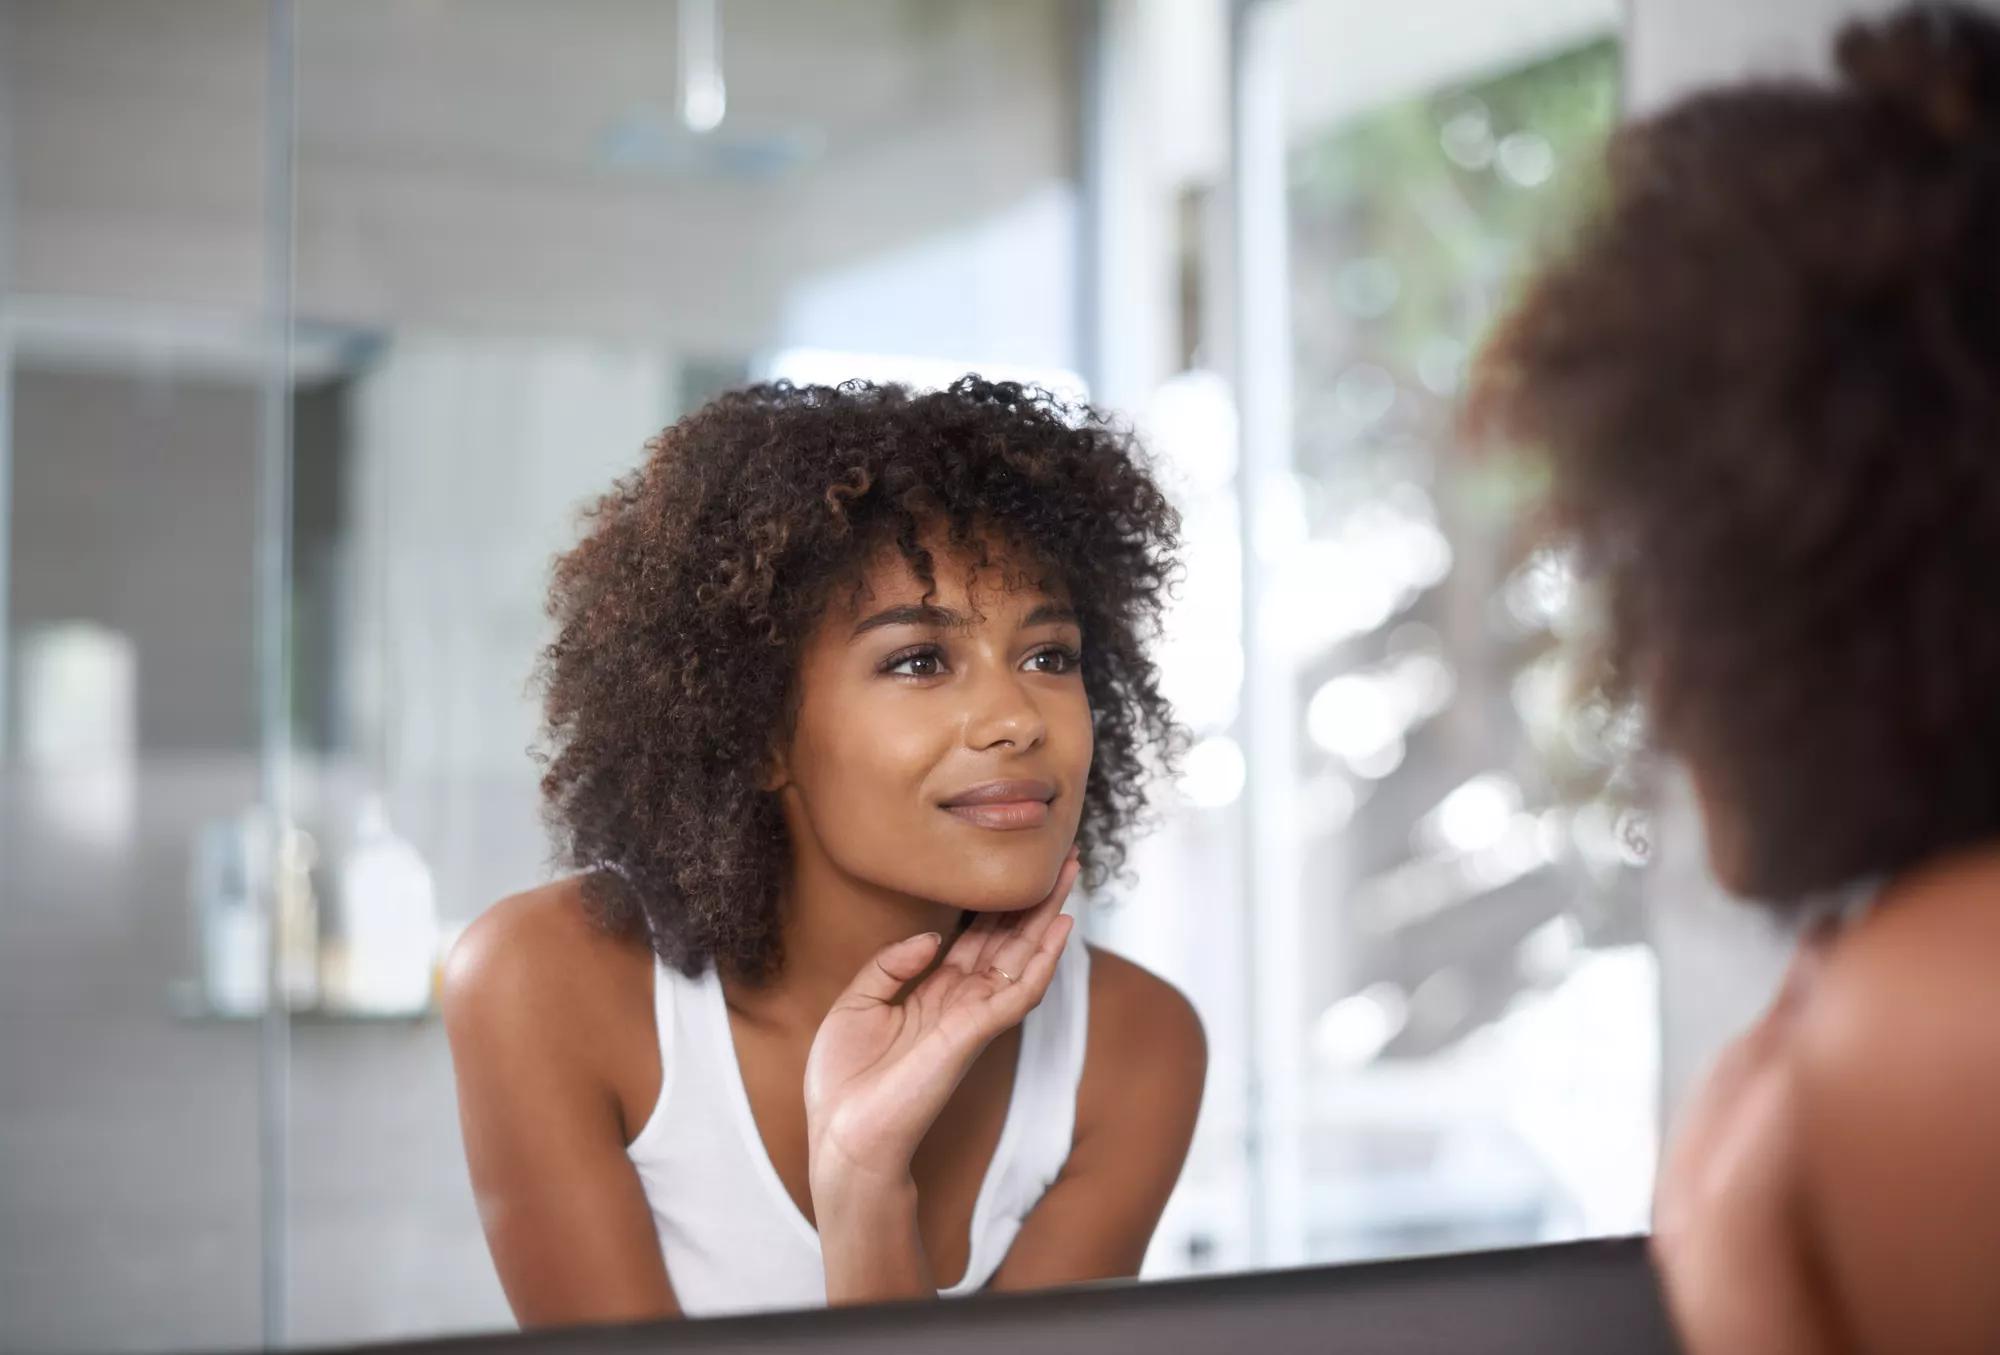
[1478, 5, 2000, 1350]
[442, 378, 1205, 1324]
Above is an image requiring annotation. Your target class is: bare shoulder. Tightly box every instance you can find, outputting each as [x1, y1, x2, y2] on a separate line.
[1788, 856, 2000, 1175]
[1079, 944, 1207, 1115]
[1785, 850, 2000, 1353]
[442, 878, 679, 1321]
[1797, 850, 2000, 1074]
[984, 944, 1208, 1289]
[1083, 943, 1205, 1057]
[442, 876, 658, 1089]
[445, 875, 652, 1012]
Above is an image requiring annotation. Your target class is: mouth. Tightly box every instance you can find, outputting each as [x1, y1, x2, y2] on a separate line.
[938, 779, 1057, 831]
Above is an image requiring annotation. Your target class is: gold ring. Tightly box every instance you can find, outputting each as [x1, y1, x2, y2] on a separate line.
[990, 965, 1018, 984]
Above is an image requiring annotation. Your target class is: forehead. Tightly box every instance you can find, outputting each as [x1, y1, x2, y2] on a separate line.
[838, 535, 1066, 618]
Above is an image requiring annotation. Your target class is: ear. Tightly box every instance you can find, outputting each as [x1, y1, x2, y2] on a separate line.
[758, 737, 791, 793]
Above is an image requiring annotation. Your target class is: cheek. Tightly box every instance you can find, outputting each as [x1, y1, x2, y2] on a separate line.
[1051, 688, 1095, 788]
[786, 681, 1096, 908]
[789, 691, 942, 843]
[1061, 688, 1095, 754]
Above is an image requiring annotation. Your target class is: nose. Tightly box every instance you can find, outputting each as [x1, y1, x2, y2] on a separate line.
[963, 664, 1046, 753]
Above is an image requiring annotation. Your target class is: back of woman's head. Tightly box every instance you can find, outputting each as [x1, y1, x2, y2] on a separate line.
[1478, 4, 2000, 903]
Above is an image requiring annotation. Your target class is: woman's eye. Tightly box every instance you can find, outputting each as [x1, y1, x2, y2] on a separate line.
[1027, 647, 1081, 675]
[886, 649, 945, 678]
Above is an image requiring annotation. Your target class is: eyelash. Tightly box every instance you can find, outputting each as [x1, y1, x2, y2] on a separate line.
[880, 643, 1083, 680]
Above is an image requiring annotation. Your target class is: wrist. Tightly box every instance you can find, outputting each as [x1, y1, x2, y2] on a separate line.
[811, 1169, 930, 1306]
[809, 1144, 917, 1216]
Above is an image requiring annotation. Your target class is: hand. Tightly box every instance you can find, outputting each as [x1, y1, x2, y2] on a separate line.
[802, 852, 1080, 1197]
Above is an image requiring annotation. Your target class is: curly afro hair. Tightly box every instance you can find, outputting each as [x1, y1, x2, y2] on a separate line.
[536, 377, 1183, 978]
[1476, 3, 2000, 905]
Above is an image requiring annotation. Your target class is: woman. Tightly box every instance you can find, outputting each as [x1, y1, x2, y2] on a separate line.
[443, 378, 1206, 1324]
[1478, 6, 2000, 1352]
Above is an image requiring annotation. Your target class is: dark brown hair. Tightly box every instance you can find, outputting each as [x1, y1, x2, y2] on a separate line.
[1476, 4, 2000, 903]
[536, 378, 1182, 977]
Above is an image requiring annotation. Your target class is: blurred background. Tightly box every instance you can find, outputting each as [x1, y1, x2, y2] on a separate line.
[0, 0, 1894, 1350]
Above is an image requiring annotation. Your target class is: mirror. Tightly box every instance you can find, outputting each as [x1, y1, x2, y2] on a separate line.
[2, 0, 1679, 1348]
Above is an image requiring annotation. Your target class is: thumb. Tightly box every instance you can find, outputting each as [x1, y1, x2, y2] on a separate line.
[842, 931, 943, 1006]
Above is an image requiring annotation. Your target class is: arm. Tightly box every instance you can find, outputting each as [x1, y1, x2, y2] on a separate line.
[1791, 892, 2000, 1355]
[810, 1166, 937, 1304]
[988, 948, 1206, 1288]
[442, 889, 680, 1326]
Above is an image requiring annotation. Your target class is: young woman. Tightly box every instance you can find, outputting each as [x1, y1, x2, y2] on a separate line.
[442, 378, 1205, 1324]
[1478, 6, 2000, 1351]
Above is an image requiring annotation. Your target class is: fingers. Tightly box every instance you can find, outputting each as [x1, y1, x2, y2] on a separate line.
[942, 845, 1081, 975]
[910, 911, 1074, 1065]
[972, 851, 1081, 974]
[842, 931, 944, 1006]
[985, 912, 1074, 1018]
[985, 881, 1075, 991]
[941, 910, 998, 975]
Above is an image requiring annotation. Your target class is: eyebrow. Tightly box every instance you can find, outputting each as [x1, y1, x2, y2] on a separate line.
[848, 600, 1080, 639]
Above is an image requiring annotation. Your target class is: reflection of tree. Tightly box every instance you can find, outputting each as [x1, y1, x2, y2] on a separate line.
[1278, 37, 1653, 1264]
[1272, 37, 1664, 1271]
[1291, 39, 1615, 496]
[1285, 38, 1628, 1064]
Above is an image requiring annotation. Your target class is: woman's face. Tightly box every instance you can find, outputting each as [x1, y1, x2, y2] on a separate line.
[771, 536, 1093, 913]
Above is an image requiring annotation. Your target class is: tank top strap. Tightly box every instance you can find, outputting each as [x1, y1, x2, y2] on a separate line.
[623, 949, 680, 1154]
[1058, 933, 1092, 1097]
[1019, 931, 1090, 1125]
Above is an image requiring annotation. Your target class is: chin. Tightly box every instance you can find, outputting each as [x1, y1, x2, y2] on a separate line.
[931, 849, 1068, 913]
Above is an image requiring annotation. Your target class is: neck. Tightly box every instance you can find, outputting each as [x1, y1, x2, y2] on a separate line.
[725, 841, 962, 1037]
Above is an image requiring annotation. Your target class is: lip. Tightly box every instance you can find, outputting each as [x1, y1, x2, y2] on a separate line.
[939, 779, 1057, 831]
[940, 779, 1058, 807]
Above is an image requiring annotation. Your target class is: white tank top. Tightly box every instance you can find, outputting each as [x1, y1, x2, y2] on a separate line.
[624, 935, 1092, 1318]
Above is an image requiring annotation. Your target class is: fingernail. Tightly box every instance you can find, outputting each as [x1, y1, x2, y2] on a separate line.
[920, 932, 942, 946]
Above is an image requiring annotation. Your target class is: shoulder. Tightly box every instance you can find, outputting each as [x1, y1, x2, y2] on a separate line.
[443, 876, 659, 1089]
[1794, 851, 2000, 1082]
[1784, 852, 2000, 1350]
[1082, 943, 1206, 1063]
[444, 875, 653, 1017]
[1077, 944, 1206, 1127]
